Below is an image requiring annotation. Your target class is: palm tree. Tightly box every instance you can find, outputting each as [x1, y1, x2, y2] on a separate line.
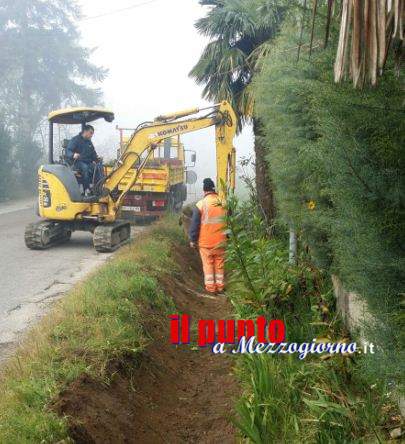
[190, 0, 288, 226]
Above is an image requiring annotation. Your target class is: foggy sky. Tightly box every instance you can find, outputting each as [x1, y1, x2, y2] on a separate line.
[78, 0, 253, 186]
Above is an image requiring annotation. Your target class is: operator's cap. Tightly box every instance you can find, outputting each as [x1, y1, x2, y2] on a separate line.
[203, 178, 215, 192]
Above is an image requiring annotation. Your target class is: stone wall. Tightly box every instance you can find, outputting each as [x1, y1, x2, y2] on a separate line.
[331, 274, 404, 419]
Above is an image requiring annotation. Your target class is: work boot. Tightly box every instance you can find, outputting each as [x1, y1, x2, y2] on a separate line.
[205, 284, 217, 294]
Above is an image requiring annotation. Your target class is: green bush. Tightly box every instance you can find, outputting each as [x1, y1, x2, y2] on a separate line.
[253, 21, 404, 385]
[226, 198, 400, 443]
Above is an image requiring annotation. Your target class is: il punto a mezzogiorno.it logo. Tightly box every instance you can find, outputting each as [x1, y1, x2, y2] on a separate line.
[169, 314, 366, 358]
[170, 314, 285, 347]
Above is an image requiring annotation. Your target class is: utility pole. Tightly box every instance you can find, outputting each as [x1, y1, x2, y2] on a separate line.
[289, 227, 297, 265]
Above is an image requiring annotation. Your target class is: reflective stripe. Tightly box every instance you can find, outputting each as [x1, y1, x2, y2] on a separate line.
[204, 274, 215, 284]
[201, 197, 224, 225]
[201, 199, 209, 223]
[203, 216, 225, 225]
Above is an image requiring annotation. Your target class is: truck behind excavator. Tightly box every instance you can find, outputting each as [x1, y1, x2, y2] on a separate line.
[107, 133, 190, 222]
[25, 101, 237, 252]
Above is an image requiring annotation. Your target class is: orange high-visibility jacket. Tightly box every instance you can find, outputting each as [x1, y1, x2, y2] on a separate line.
[195, 192, 227, 249]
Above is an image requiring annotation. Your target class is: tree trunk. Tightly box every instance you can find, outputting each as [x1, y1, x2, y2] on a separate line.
[253, 117, 276, 228]
[15, 58, 42, 193]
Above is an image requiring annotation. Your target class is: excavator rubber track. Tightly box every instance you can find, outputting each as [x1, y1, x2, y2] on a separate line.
[93, 221, 131, 253]
[25, 220, 72, 250]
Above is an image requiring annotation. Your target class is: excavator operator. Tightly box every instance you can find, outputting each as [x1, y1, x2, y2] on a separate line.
[66, 124, 104, 195]
[189, 178, 227, 295]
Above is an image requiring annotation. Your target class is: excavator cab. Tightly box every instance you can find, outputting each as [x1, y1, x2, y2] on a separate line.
[44, 108, 115, 201]
[47, 108, 115, 164]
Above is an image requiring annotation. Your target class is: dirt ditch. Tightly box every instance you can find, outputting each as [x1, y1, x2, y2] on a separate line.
[53, 244, 238, 443]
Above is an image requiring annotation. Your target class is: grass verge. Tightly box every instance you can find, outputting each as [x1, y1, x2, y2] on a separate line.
[0, 217, 183, 443]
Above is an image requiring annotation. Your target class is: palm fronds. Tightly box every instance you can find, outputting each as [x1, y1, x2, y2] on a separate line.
[191, 0, 287, 128]
[334, 0, 404, 87]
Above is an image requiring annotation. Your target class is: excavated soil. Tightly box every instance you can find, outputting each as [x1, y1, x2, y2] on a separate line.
[53, 243, 238, 443]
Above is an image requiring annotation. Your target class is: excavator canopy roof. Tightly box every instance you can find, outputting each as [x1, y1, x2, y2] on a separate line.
[48, 107, 115, 124]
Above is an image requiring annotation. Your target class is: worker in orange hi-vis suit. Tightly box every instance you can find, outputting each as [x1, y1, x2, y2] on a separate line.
[189, 178, 227, 294]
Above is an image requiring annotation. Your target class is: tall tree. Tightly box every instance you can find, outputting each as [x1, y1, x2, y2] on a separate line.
[0, 0, 107, 190]
[190, 0, 288, 226]
[0, 123, 13, 200]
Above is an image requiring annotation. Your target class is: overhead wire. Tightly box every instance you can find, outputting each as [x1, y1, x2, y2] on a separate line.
[80, 0, 161, 22]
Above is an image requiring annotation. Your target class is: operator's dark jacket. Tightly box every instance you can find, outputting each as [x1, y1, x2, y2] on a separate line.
[189, 206, 202, 243]
[66, 134, 98, 163]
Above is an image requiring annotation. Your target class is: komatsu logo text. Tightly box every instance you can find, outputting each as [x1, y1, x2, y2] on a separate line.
[156, 124, 188, 138]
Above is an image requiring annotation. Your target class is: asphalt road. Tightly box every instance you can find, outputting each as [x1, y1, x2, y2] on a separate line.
[0, 201, 143, 360]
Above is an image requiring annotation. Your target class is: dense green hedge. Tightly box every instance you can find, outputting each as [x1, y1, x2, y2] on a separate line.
[253, 23, 404, 384]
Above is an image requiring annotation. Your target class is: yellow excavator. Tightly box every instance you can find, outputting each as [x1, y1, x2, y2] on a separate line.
[25, 101, 237, 252]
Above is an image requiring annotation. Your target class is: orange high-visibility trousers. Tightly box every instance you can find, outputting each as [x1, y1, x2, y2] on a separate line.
[199, 247, 225, 293]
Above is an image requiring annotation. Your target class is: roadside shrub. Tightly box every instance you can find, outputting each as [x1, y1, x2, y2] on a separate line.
[226, 198, 401, 443]
[253, 21, 404, 385]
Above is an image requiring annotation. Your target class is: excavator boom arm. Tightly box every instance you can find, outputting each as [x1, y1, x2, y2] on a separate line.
[104, 101, 237, 213]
